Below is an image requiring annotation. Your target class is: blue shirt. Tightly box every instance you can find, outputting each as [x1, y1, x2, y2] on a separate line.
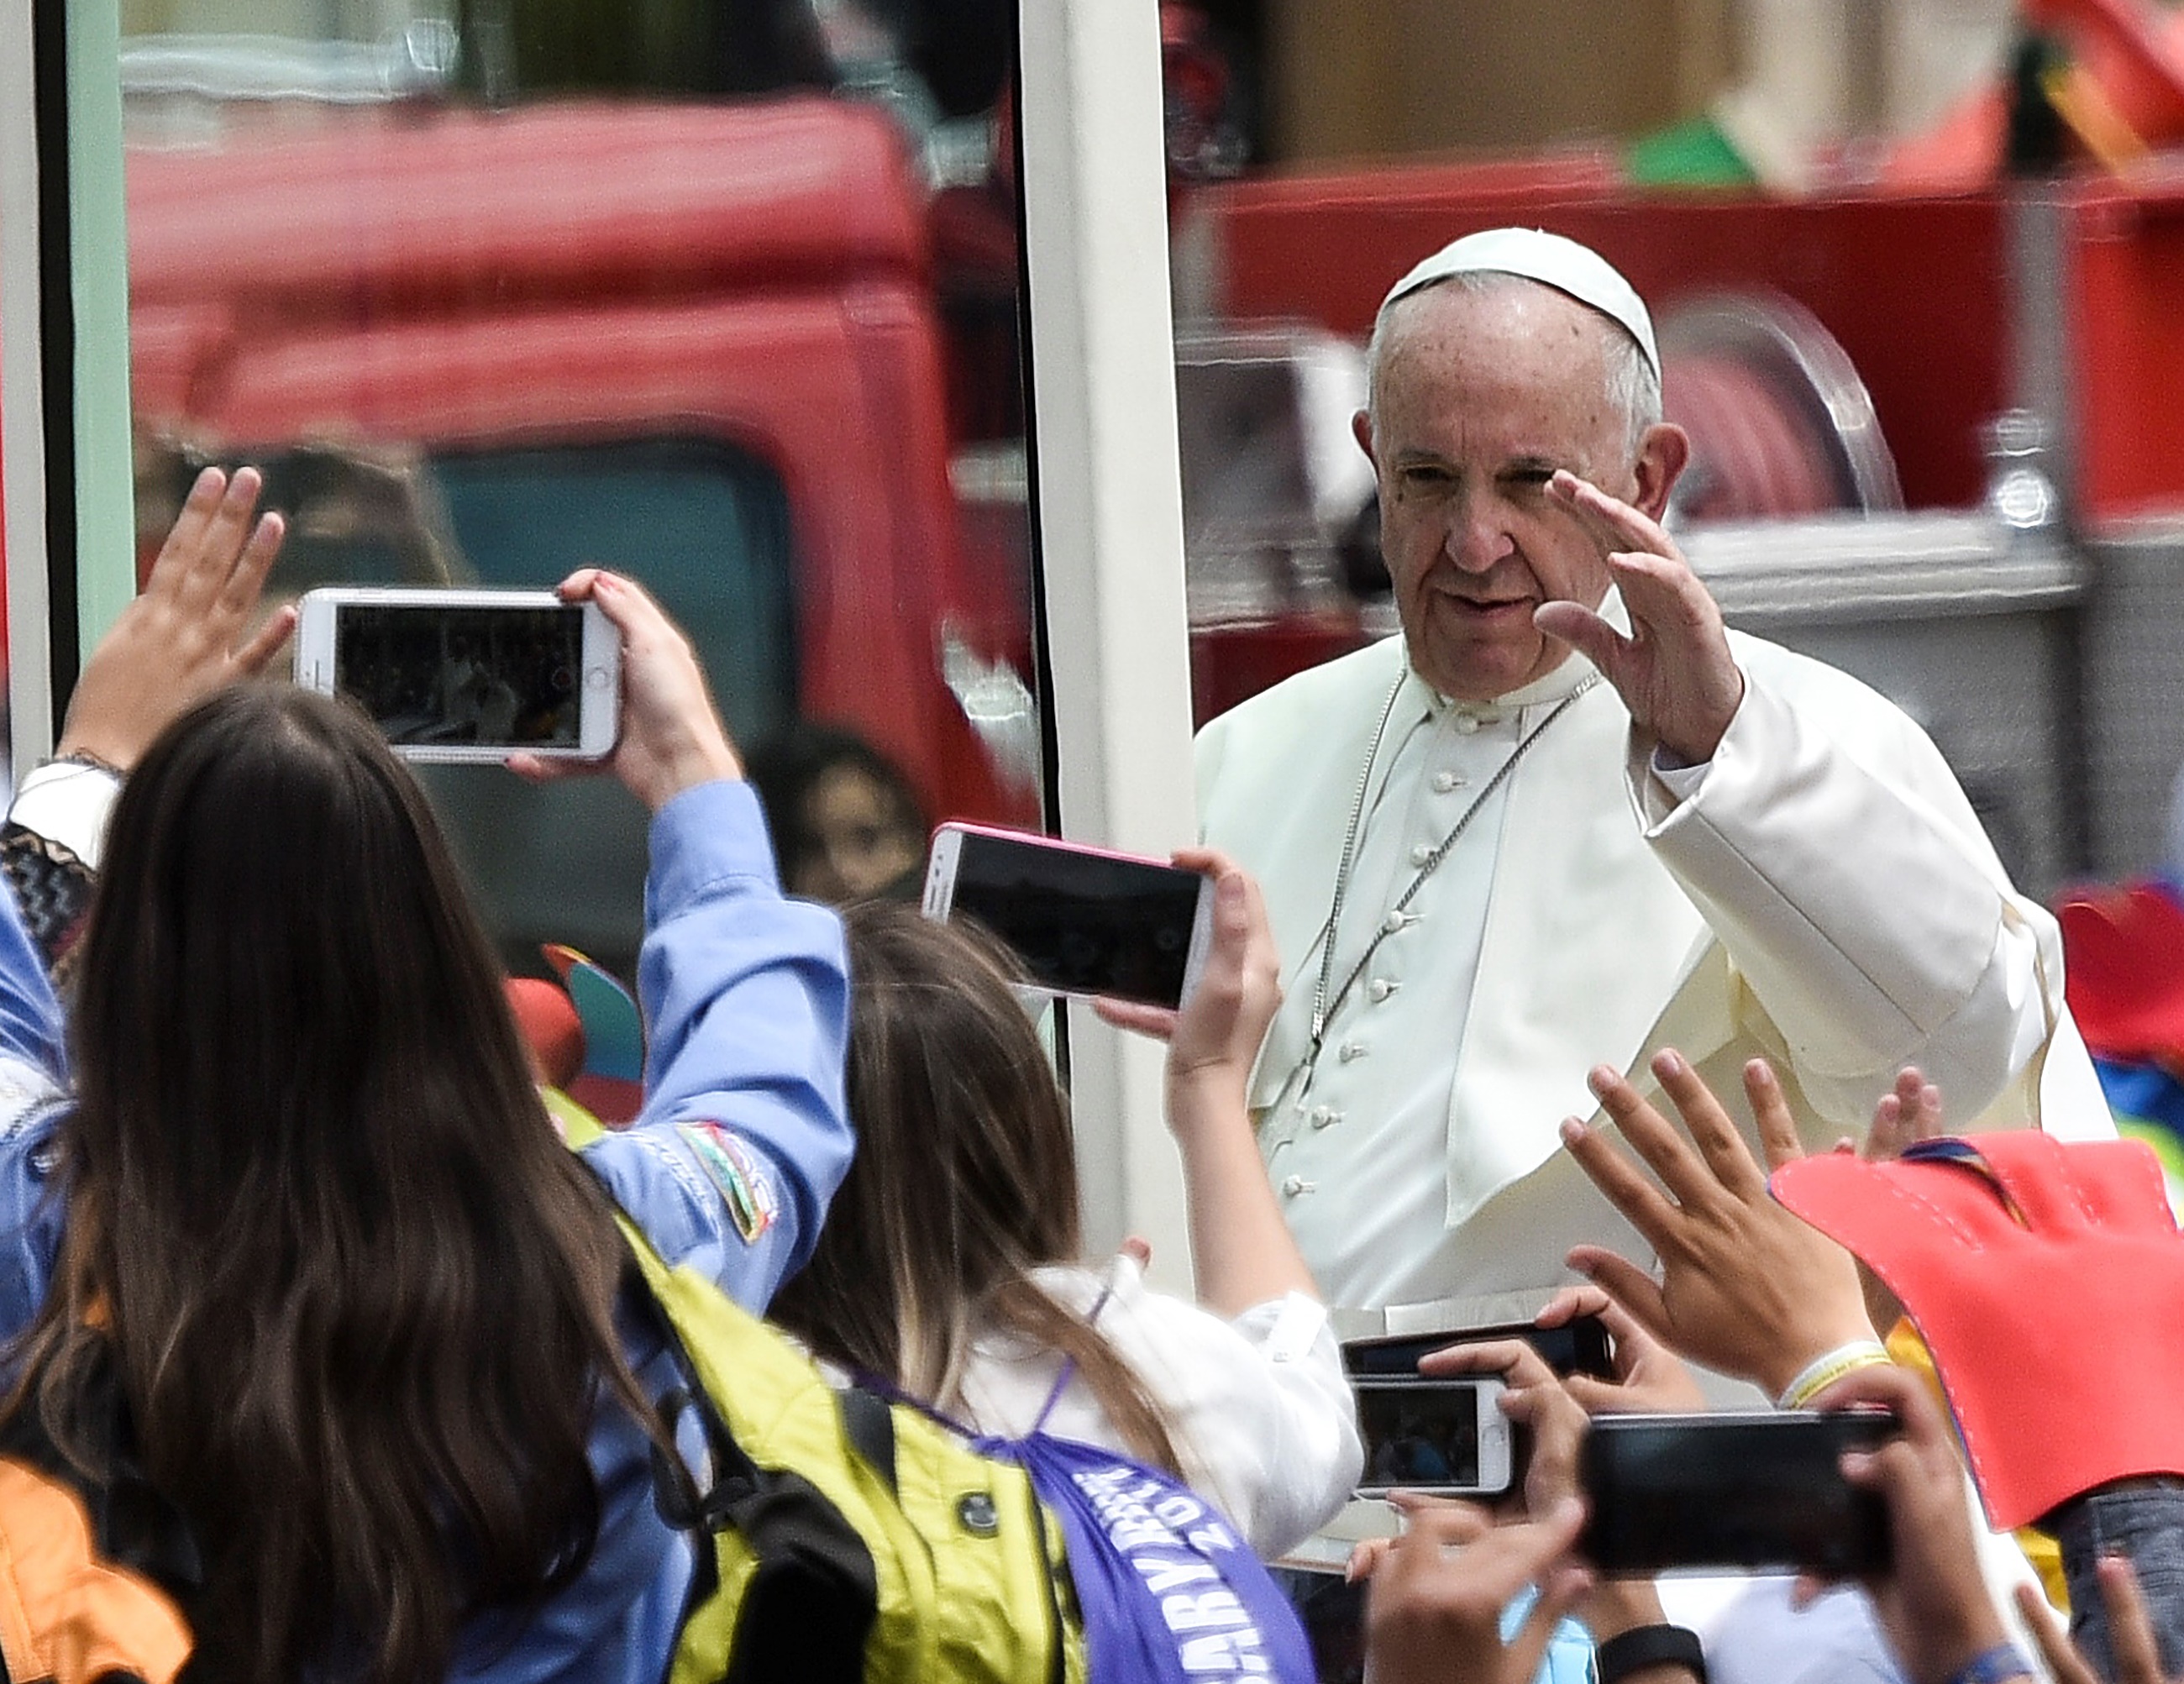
[0, 778, 854, 1683]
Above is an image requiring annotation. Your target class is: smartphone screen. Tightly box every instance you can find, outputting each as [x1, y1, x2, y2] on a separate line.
[333, 601, 585, 749]
[1343, 1318, 1615, 1382]
[942, 829, 1206, 1008]
[1580, 1411, 1897, 1576]
[1353, 1380, 1509, 1496]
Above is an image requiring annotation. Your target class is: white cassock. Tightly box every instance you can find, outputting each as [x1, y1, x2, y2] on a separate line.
[1196, 608, 2113, 1319]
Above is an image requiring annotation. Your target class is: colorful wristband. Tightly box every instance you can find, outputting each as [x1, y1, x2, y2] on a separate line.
[1595, 1624, 1706, 1683]
[1777, 1340, 1892, 1410]
[1942, 1641, 2034, 1684]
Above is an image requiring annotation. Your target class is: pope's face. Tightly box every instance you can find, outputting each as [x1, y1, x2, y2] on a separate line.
[1357, 281, 1669, 702]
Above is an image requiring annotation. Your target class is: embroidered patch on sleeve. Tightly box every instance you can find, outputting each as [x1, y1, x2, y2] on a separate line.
[676, 1120, 779, 1244]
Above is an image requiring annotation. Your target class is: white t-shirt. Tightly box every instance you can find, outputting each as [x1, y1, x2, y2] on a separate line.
[949, 1256, 1363, 1561]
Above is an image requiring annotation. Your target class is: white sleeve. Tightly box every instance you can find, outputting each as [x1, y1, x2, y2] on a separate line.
[6, 760, 122, 868]
[1082, 1258, 1363, 1560]
[1628, 670, 2059, 1128]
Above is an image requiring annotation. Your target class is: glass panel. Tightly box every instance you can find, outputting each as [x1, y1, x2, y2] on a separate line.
[118, 0, 1040, 972]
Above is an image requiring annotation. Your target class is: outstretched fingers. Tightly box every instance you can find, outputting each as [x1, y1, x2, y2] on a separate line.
[1560, 1102, 1681, 1245]
[1547, 470, 1672, 558]
[174, 467, 268, 611]
[1656, 1049, 1772, 1197]
[142, 466, 230, 595]
[216, 503, 288, 619]
[1587, 1057, 1748, 1211]
[235, 602, 299, 676]
[1866, 1068, 1944, 1162]
[1745, 1058, 1809, 1173]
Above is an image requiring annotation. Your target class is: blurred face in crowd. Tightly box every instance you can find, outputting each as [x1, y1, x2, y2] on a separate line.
[792, 763, 924, 902]
[1355, 278, 1685, 702]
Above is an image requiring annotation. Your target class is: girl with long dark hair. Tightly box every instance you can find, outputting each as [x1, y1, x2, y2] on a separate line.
[0, 469, 853, 1683]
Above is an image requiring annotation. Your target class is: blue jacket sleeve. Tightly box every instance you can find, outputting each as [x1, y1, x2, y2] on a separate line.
[579, 779, 852, 1311]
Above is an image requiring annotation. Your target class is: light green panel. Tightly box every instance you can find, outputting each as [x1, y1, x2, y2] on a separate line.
[68, 0, 137, 663]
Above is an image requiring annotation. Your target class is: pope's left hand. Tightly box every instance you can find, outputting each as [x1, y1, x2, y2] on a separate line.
[1533, 470, 1744, 766]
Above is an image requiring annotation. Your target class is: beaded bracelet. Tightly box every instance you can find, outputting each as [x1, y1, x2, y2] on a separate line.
[1776, 1340, 1892, 1409]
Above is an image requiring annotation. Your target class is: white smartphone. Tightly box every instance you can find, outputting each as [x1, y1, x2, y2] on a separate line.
[1352, 1376, 1515, 1500]
[294, 586, 619, 763]
[921, 821, 1217, 1010]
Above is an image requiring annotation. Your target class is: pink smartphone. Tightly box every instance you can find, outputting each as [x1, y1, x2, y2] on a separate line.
[921, 822, 1216, 1009]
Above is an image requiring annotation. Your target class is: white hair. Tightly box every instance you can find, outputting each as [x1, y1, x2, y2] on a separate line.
[1362, 270, 1662, 462]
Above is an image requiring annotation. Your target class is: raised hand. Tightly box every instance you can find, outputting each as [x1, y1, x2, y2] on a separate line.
[508, 569, 740, 811]
[59, 465, 293, 773]
[1157, 851, 1281, 1094]
[1108, 852, 1313, 1318]
[1561, 1052, 1876, 1397]
[1865, 1068, 1945, 1163]
[1532, 470, 1743, 766]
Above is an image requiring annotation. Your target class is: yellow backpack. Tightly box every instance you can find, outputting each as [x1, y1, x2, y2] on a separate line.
[618, 1219, 1088, 1684]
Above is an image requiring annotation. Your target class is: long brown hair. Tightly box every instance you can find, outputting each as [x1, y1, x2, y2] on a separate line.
[10, 686, 652, 1684]
[770, 900, 1179, 1473]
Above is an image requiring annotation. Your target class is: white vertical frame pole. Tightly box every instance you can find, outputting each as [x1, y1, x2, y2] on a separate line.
[1018, 0, 1200, 1277]
[66, 0, 139, 665]
[2, 0, 55, 769]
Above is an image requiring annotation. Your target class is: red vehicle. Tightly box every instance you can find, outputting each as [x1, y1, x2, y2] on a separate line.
[123, 95, 1034, 968]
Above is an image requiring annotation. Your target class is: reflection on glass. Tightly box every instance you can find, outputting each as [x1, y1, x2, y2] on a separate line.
[333, 601, 586, 748]
[119, 0, 1037, 968]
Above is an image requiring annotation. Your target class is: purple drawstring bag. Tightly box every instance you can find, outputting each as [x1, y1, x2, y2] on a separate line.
[977, 1419, 1315, 1684]
[863, 1283, 1315, 1682]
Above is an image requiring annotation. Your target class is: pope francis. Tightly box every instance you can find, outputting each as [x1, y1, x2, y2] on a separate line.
[1195, 228, 2111, 1319]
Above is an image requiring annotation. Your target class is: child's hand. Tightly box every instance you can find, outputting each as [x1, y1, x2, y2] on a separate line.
[1156, 850, 1280, 1108]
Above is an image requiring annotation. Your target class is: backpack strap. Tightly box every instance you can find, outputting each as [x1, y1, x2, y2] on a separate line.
[836, 1388, 897, 1498]
[612, 1218, 882, 1684]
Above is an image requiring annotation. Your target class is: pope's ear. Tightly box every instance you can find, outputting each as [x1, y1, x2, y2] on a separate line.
[1352, 407, 1377, 471]
[1631, 422, 1690, 522]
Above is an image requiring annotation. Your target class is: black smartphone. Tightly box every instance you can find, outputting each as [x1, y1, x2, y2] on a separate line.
[921, 823, 1215, 1009]
[1341, 1316, 1615, 1383]
[1579, 1410, 1899, 1576]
